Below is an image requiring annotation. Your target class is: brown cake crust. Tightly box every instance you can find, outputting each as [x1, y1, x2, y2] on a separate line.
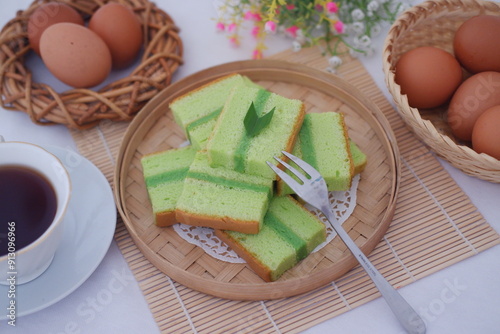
[215, 229, 272, 282]
[175, 210, 260, 234]
[339, 112, 355, 187]
[155, 211, 177, 227]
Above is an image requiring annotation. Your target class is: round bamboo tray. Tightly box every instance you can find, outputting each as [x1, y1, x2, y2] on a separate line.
[383, 0, 500, 183]
[114, 59, 401, 300]
[0, 0, 183, 129]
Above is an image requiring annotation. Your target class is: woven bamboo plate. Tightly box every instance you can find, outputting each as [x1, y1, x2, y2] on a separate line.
[383, 0, 500, 183]
[114, 59, 401, 300]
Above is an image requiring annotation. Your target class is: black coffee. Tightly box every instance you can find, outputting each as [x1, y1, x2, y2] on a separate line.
[0, 165, 57, 256]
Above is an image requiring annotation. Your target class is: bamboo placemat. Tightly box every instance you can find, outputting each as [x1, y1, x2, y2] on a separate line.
[69, 46, 500, 333]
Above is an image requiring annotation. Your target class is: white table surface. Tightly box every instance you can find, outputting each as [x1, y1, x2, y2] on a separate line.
[1, 1, 499, 333]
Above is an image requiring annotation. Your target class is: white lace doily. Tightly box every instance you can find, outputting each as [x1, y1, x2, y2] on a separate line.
[173, 174, 360, 263]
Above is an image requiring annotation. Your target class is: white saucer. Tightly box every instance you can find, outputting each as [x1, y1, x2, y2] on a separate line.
[0, 145, 116, 319]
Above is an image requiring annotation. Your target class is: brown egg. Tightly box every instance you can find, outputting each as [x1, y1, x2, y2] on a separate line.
[447, 71, 500, 141]
[472, 105, 500, 160]
[454, 15, 500, 74]
[28, 2, 84, 55]
[40, 23, 112, 88]
[89, 3, 143, 69]
[395, 46, 463, 109]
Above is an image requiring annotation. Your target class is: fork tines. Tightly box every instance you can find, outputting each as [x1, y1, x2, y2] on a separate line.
[266, 151, 316, 192]
[280, 151, 321, 180]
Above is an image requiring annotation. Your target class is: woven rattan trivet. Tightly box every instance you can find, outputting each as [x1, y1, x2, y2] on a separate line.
[69, 46, 500, 333]
[0, 0, 183, 129]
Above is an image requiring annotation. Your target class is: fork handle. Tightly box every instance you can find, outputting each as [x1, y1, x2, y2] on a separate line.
[321, 206, 426, 334]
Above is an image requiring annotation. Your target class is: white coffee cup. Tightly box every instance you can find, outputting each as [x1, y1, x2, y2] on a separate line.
[0, 138, 71, 285]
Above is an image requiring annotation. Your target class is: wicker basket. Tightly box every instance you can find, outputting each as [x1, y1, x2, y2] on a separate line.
[383, 0, 500, 183]
[0, 0, 183, 129]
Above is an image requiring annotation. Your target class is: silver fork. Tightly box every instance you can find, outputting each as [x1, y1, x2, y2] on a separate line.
[267, 151, 426, 334]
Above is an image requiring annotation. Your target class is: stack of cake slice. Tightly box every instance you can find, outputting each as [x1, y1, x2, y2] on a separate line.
[206, 85, 305, 179]
[170, 74, 261, 149]
[140, 74, 367, 281]
[275, 112, 367, 195]
[140, 146, 197, 227]
[215, 195, 327, 282]
[175, 150, 273, 234]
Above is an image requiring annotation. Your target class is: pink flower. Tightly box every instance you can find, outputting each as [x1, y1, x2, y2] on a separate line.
[252, 49, 263, 59]
[334, 20, 345, 34]
[215, 22, 225, 32]
[226, 23, 237, 33]
[251, 26, 260, 38]
[286, 4, 295, 10]
[285, 25, 299, 38]
[244, 11, 254, 20]
[264, 21, 277, 33]
[229, 36, 239, 48]
[244, 11, 262, 21]
[326, 2, 339, 13]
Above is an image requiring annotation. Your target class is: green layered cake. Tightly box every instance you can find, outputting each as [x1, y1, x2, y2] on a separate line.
[206, 85, 305, 179]
[277, 112, 355, 195]
[350, 140, 367, 175]
[170, 74, 260, 149]
[175, 150, 274, 234]
[215, 195, 326, 282]
[141, 146, 197, 227]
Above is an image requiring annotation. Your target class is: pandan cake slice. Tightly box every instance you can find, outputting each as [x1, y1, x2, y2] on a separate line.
[277, 112, 355, 196]
[169, 74, 261, 149]
[215, 195, 326, 282]
[206, 86, 305, 179]
[350, 140, 367, 175]
[141, 146, 197, 227]
[175, 150, 273, 234]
